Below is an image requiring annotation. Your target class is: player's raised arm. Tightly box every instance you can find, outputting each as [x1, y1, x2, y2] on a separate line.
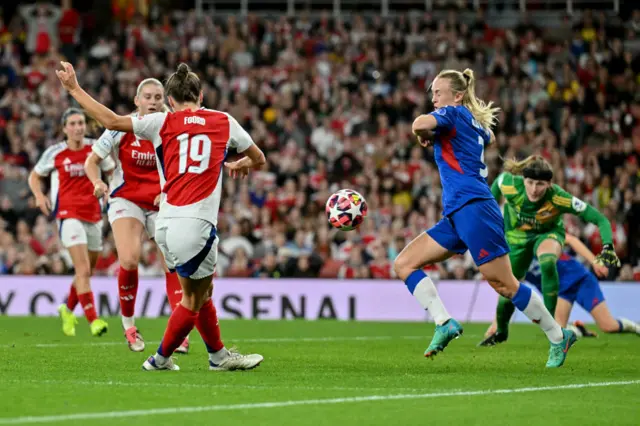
[553, 187, 620, 268]
[56, 61, 133, 133]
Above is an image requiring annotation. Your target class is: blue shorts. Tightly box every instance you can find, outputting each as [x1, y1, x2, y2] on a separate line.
[427, 199, 510, 266]
[560, 273, 605, 313]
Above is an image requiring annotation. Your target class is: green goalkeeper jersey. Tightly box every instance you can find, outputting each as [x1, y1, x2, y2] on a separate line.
[491, 172, 613, 244]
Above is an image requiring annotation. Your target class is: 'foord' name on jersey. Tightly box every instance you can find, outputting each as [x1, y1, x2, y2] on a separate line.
[184, 116, 206, 126]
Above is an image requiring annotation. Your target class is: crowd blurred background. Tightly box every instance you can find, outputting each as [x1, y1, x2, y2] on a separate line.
[0, 0, 639, 281]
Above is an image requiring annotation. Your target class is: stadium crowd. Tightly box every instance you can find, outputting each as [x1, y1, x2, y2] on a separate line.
[0, 2, 639, 281]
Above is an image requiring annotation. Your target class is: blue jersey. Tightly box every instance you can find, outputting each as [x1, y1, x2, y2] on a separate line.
[525, 254, 591, 292]
[429, 105, 494, 216]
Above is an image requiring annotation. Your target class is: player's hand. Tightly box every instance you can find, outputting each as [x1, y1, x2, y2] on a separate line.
[35, 195, 51, 216]
[153, 193, 161, 206]
[414, 129, 434, 147]
[223, 161, 250, 179]
[55, 61, 79, 92]
[594, 244, 621, 268]
[416, 135, 430, 147]
[592, 263, 609, 278]
[93, 180, 108, 200]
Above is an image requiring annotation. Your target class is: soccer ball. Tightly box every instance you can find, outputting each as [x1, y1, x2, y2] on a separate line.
[325, 189, 368, 231]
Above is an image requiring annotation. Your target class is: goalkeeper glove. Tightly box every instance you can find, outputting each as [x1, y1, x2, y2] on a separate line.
[594, 243, 621, 267]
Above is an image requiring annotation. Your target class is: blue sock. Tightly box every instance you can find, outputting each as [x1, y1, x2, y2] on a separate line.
[617, 320, 624, 333]
[404, 269, 427, 294]
[157, 341, 167, 357]
[511, 283, 532, 311]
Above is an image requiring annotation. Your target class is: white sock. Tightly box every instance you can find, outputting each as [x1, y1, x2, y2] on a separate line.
[619, 318, 640, 334]
[517, 289, 564, 344]
[209, 347, 229, 364]
[411, 275, 451, 325]
[122, 316, 135, 329]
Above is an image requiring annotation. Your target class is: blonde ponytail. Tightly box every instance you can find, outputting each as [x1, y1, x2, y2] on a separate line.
[460, 69, 500, 129]
[436, 68, 500, 130]
[503, 157, 534, 175]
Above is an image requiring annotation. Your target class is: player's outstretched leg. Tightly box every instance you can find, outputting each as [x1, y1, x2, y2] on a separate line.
[394, 232, 462, 359]
[196, 296, 263, 371]
[589, 302, 640, 336]
[479, 255, 576, 368]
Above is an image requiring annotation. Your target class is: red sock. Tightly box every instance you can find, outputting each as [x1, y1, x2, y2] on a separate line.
[118, 266, 139, 317]
[165, 272, 183, 311]
[158, 304, 197, 357]
[195, 299, 224, 353]
[66, 284, 78, 311]
[78, 292, 98, 324]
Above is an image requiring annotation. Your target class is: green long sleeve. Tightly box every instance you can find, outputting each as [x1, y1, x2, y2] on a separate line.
[551, 186, 614, 246]
[579, 204, 614, 245]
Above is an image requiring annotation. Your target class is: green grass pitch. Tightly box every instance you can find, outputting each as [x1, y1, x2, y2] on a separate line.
[1, 317, 639, 425]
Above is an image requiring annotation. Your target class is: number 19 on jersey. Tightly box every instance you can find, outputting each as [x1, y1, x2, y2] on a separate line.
[177, 133, 212, 174]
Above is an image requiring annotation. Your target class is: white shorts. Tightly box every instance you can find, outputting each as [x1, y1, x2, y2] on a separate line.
[58, 218, 103, 252]
[155, 217, 218, 280]
[107, 197, 158, 239]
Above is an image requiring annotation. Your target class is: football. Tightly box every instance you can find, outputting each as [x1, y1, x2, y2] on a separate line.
[325, 189, 368, 231]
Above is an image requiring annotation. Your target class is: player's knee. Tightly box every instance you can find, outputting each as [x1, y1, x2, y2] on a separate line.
[483, 271, 519, 298]
[393, 248, 429, 280]
[74, 261, 91, 279]
[119, 254, 140, 271]
[393, 256, 411, 281]
[480, 256, 525, 298]
[490, 281, 517, 299]
[180, 281, 210, 312]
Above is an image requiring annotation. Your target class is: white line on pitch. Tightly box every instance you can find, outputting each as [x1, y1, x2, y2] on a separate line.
[3, 378, 428, 393]
[0, 380, 638, 424]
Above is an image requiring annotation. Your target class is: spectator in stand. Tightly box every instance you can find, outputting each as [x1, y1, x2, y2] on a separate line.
[0, 6, 639, 282]
[19, 1, 61, 56]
